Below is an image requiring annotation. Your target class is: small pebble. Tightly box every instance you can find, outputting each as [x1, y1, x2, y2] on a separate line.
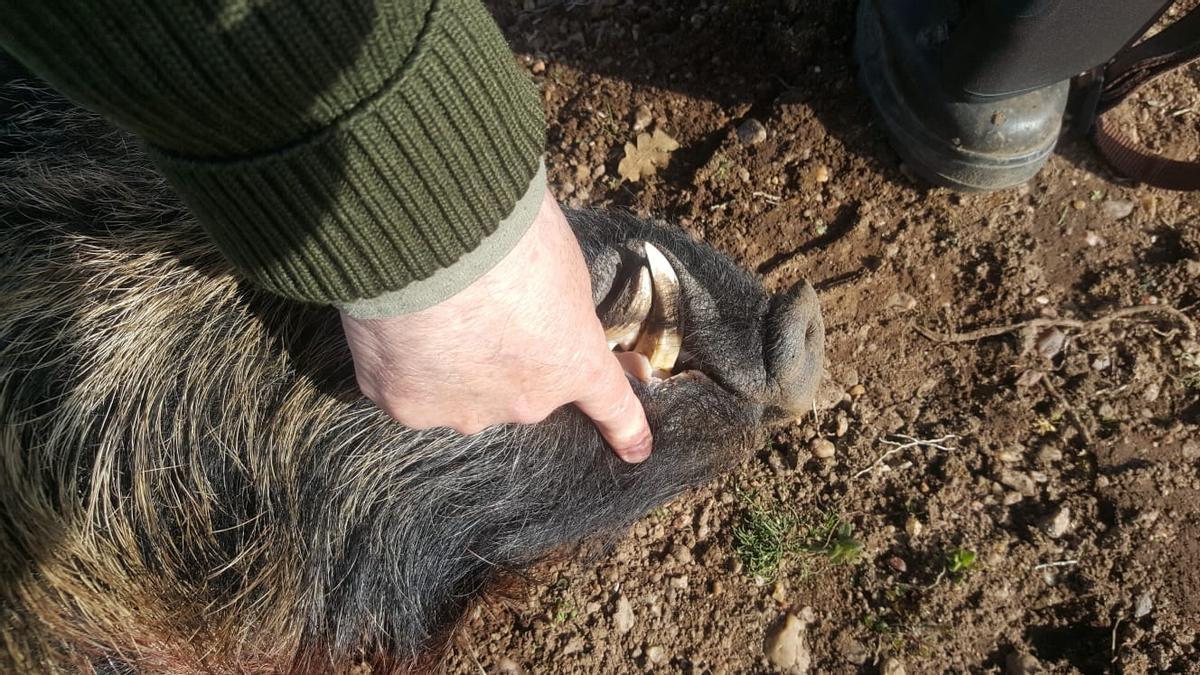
[530, 59, 546, 74]
[771, 580, 788, 603]
[1035, 327, 1066, 359]
[811, 437, 836, 459]
[1006, 651, 1041, 675]
[1072, 199, 1086, 210]
[646, 645, 667, 665]
[849, 384, 867, 398]
[1042, 506, 1071, 538]
[882, 656, 906, 675]
[886, 556, 908, 573]
[737, 118, 767, 145]
[1101, 199, 1135, 220]
[834, 412, 850, 438]
[1000, 470, 1037, 497]
[904, 516, 923, 538]
[671, 543, 693, 565]
[1036, 447, 1063, 464]
[1085, 231, 1104, 246]
[612, 594, 635, 634]
[764, 613, 811, 674]
[1135, 591, 1154, 618]
[886, 292, 917, 311]
[633, 104, 653, 132]
[997, 449, 1023, 463]
[669, 575, 688, 590]
[813, 165, 830, 183]
[1092, 354, 1111, 370]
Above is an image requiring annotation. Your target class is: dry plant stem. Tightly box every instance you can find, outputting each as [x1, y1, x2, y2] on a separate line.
[1041, 376, 1095, 447]
[853, 434, 958, 479]
[914, 304, 1197, 343]
[1111, 615, 1125, 664]
[1033, 559, 1079, 570]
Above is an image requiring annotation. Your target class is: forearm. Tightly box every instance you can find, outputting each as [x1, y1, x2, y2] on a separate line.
[0, 0, 545, 305]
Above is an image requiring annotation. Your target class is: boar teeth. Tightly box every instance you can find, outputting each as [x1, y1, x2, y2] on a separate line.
[604, 265, 653, 350]
[634, 242, 682, 373]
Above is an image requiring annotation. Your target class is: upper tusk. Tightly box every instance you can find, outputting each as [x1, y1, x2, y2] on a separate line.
[603, 265, 652, 350]
[634, 242, 683, 372]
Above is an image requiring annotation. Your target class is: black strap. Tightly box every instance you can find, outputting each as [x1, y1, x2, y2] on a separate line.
[1089, 5, 1200, 190]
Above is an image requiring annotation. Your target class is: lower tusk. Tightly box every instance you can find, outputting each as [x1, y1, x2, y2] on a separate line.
[634, 242, 682, 372]
[604, 265, 652, 350]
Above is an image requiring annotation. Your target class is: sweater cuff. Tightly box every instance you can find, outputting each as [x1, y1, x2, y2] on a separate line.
[147, 0, 544, 305]
[337, 161, 545, 319]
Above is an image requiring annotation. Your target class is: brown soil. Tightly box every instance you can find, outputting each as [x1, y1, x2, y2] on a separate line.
[448, 1, 1200, 673]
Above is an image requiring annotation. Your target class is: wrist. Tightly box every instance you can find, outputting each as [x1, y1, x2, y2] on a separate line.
[338, 161, 547, 320]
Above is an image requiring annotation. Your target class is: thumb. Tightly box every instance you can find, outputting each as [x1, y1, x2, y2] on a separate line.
[573, 353, 653, 463]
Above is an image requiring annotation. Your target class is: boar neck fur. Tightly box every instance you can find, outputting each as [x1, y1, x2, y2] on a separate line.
[0, 83, 771, 672]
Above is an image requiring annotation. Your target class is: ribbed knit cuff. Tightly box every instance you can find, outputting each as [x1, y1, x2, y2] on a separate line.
[147, 0, 544, 305]
[338, 161, 545, 319]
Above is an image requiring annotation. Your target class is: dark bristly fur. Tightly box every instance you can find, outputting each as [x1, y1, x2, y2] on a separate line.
[0, 80, 824, 673]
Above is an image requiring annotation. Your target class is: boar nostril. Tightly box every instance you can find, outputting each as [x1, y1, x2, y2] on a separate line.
[763, 281, 825, 413]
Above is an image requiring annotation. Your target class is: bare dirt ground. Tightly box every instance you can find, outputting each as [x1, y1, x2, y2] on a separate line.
[447, 1, 1200, 672]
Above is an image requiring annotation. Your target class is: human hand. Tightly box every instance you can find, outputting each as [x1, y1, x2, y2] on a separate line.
[340, 190, 653, 462]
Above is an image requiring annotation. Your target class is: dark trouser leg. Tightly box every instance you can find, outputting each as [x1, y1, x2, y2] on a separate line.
[856, 0, 1172, 191]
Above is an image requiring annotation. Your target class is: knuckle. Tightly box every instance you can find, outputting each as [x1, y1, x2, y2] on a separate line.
[453, 422, 486, 436]
[511, 406, 552, 425]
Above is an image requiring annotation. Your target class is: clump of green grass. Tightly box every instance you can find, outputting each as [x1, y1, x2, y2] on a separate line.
[944, 547, 977, 580]
[1180, 352, 1200, 390]
[732, 491, 862, 580]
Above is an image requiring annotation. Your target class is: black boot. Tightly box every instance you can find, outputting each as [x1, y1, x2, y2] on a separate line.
[854, 0, 1068, 191]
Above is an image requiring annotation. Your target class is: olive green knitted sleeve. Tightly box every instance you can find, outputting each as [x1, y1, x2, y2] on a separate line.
[0, 0, 545, 306]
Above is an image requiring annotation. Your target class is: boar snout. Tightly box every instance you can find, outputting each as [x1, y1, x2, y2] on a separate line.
[763, 281, 825, 416]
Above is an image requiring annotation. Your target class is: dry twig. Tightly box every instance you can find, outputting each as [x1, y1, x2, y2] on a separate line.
[1040, 376, 1095, 447]
[1033, 559, 1079, 570]
[914, 304, 1196, 343]
[853, 434, 958, 479]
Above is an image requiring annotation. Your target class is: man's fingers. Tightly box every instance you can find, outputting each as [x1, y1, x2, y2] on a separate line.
[574, 355, 653, 463]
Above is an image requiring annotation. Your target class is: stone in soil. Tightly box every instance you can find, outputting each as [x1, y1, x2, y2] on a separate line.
[1042, 506, 1071, 538]
[1135, 591, 1154, 618]
[999, 470, 1037, 497]
[881, 656, 906, 675]
[904, 516, 923, 538]
[763, 612, 811, 674]
[810, 437, 836, 459]
[1005, 650, 1041, 675]
[633, 104, 653, 132]
[671, 542, 693, 565]
[1100, 199, 1135, 220]
[612, 594, 635, 635]
[737, 118, 767, 145]
[646, 645, 667, 665]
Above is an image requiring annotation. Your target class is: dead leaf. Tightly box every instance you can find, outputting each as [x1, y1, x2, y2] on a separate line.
[617, 129, 679, 182]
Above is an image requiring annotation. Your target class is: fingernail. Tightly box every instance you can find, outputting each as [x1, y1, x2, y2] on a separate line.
[623, 434, 653, 463]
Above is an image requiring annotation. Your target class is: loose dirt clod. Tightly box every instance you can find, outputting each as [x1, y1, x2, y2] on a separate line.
[764, 612, 811, 674]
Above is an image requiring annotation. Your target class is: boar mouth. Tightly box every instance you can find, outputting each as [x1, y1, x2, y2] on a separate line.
[601, 242, 684, 382]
